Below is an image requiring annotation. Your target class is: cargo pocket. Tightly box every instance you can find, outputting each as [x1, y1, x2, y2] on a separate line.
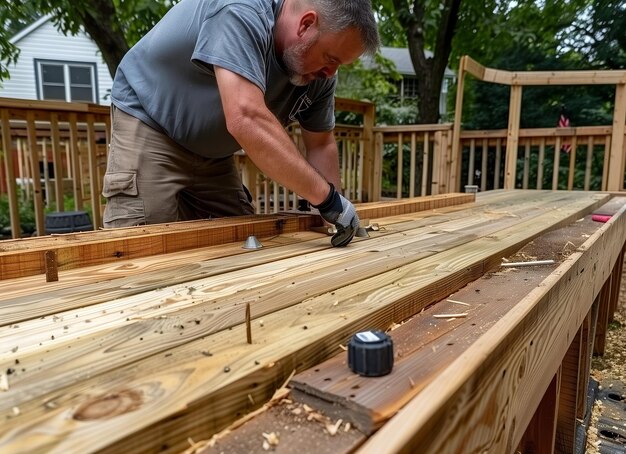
[102, 172, 138, 198]
[102, 172, 146, 227]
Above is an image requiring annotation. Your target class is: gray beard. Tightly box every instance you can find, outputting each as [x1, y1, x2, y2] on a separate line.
[282, 34, 317, 86]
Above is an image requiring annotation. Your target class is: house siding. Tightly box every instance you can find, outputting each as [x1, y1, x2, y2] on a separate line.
[0, 19, 113, 105]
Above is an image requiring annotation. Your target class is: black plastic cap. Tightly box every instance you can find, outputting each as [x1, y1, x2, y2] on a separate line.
[347, 330, 394, 377]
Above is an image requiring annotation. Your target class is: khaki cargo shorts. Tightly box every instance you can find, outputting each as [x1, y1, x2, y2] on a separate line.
[102, 106, 254, 228]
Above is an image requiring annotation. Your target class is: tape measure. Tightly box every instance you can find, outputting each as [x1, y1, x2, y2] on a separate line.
[348, 330, 394, 377]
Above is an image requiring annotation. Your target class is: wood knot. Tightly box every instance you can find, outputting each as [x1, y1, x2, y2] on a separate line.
[73, 389, 143, 421]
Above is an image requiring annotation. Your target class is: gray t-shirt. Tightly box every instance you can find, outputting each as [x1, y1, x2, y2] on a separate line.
[111, 0, 336, 158]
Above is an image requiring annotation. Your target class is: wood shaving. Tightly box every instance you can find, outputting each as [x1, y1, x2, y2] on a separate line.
[307, 412, 325, 422]
[0, 373, 8, 391]
[325, 418, 343, 436]
[446, 299, 470, 306]
[433, 313, 468, 319]
[181, 370, 295, 454]
[387, 322, 402, 331]
[262, 432, 279, 446]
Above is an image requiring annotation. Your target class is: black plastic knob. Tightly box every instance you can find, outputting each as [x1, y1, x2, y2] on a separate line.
[347, 330, 394, 377]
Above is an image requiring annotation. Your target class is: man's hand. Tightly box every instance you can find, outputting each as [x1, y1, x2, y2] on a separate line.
[313, 183, 360, 247]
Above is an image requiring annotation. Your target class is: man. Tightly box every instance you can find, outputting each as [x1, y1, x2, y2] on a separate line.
[103, 0, 380, 246]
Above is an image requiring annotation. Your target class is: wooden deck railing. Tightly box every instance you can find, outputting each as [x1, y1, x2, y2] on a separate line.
[458, 126, 616, 192]
[2, 58, 626, 240]
[0, 98, 109, 238]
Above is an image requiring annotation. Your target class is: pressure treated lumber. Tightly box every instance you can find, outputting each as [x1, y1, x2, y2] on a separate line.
[0, 191, 537, 325]
[289, 214, 611, 436]
[0, 214, 320, 280]
[201, 214, 608, 454]
[0, 193, 474, 281]
[360, 201, 626, 453]
[0, 191, 574, 417]
[0, 192, 592, 369]
[0, 193, 610, 453]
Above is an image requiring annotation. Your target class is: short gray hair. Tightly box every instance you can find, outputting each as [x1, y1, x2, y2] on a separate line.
[308, 0, 380, 56]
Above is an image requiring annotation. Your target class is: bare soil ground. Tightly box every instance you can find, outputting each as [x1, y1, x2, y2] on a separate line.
[586, 260, 626, 453]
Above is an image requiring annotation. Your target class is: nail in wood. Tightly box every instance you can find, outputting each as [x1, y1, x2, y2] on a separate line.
[45, 250, 59, 282]
[246, 303, 252, 344]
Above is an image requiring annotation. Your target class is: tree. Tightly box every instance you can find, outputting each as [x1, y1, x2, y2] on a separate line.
[457, 0, 614, 130]
[571, 0, 626, 69]
[0, 0, 175, 81]
[372, 0, 513, 124]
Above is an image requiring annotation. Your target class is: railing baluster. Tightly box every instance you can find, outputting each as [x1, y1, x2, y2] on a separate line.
[522, 141, 530, 190]
[567, 136, 578, 190]
[26, 112, 44, 235]
[86, 114, 101, 228]
[68, 113, 83, 211]
[553, 137, 562, 190]
[584, 137, 594, 191]
[1, 109, 20, 238]
[468, 139, 475, 186]
[409, 132, 416, 198]
[397, 133, 403, 199]
[481, 138, 488, 192]
[537, 138, 545, 190]
[602, 135, 611, 191]
[422, 132, 429, 197]
[50, 113, 64, 211]
[494, 138, 502, 190]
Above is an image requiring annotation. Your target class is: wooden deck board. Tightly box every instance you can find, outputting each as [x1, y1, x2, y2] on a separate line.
[289, 216, 610, 435]
[360, 199, 626, 453]
[202, 214, 609, 454]
[0, 191, 620, 454]
[0, 194, 475, 280]
[0, 191, 575, 326]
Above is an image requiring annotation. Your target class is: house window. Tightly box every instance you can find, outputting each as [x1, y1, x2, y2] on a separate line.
[35, 60, 97, 103]
[402, 76, 419, 99]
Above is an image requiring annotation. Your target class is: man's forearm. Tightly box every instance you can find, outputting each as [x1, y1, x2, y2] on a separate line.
[216, 67, 331, 205]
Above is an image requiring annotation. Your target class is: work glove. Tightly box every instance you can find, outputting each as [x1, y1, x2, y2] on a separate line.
[313, 183, 360, 247]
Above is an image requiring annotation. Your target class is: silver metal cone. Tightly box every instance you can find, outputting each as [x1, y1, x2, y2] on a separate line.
[242, 235, 263, 250]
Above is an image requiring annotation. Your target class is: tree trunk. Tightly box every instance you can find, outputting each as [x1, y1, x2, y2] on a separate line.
[75, 0, 129, 77]
[393, 0, 462, 124]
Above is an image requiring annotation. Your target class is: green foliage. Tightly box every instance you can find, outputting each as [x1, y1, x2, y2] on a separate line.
[569, 0, 626, 69]
[0, 190, 95, 238]
[0, 191, 36, 237]
[336, 53, 420, 125]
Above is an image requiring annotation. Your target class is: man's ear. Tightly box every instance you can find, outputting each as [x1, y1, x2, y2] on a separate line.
[297, 11, 318, 37]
